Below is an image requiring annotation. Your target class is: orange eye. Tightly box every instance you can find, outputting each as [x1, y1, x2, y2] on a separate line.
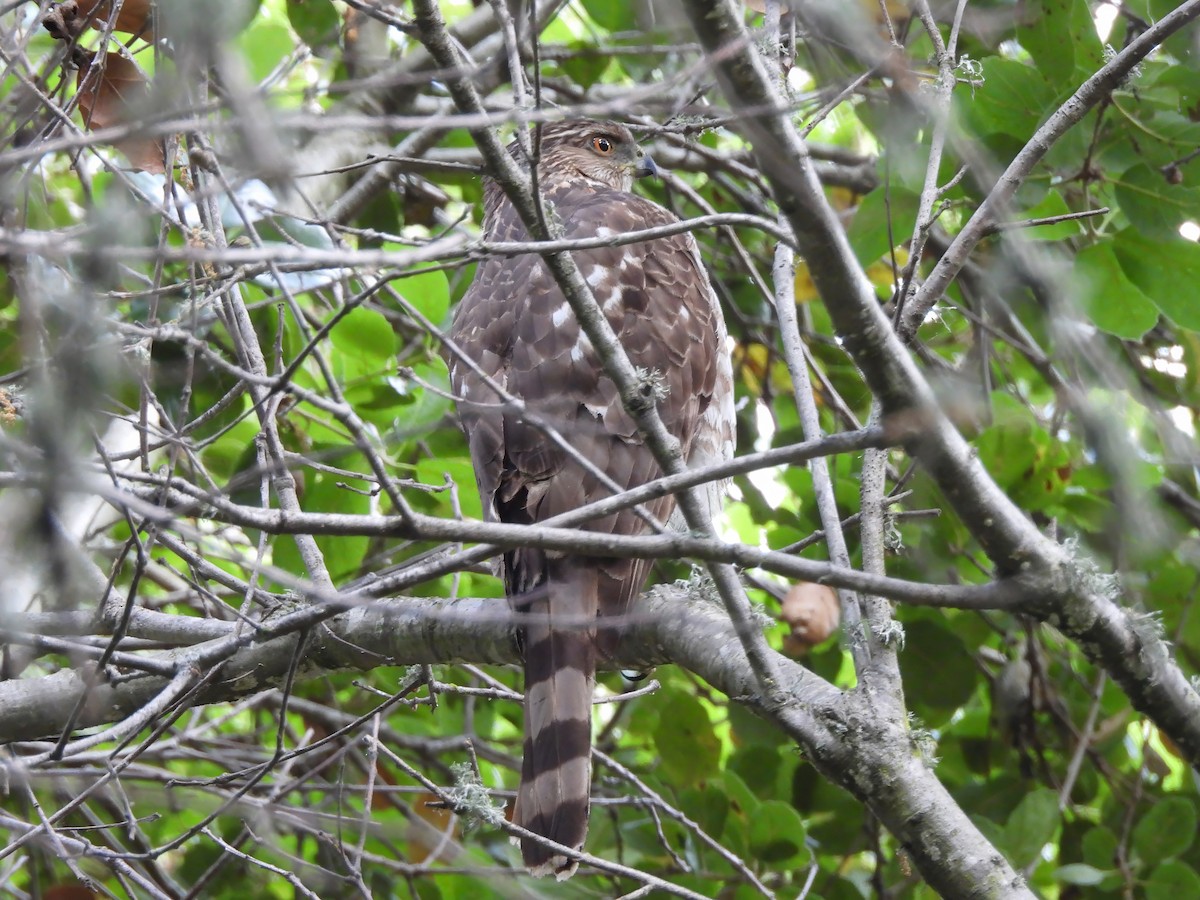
[592, 136, 614, 155]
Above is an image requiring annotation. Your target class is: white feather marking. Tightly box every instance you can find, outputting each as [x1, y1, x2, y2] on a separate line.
[681, 227, 737, 525]
[521, 755, 591, 799]
[551, 303, 571, 327]
[585, 267, 607, 289]
[593, 226, 617, 239]
[602, 286, 624, 312]
[528, 670, 590, 728]
[527, 855, 579, 880]
[570, 333, 593, 363]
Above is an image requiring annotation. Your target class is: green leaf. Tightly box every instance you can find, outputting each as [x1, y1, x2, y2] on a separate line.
[1123, 0, 1200, 66]
[286, 0, 341, 52]
[653, 691, 721, 784]
[390, 359, 452, 434]
[274, 215, 335, 249]
[900, 619, 976, 716]
[724, 769, 760, 818]
[748, 800, 810, 865]
[1115, 164, 1200, 239]
[974, 395, 1042, 488]
[1114, 230, 1200, 330]
[1053, 863, 1106, 886]
[1016, 0, 1076, 83]
[730, 745, 782, 799]
[578, 0, 638, 32]
[1148, 65, 1200, 111]
[1073, 242, 1159, 339]
[235, 15, 295, 85]
[272, 453, 371, 581]
[845, 186, 919, 264]
[329, 306, 397, 366]
[962, 58, 1057, 139]
[971, 811, 1008, 851]
[558, 41, 610, 89]
[415, 457, 482, 521]
[1132, 797, 1197, 867]
[342, 381, 405, 429]
[1146, 861, 1200, 900]
[1003, 787, 1059, 868]
[200, 409, 258, 481]
[398, 268, 451, 327]
[729, 700, 788, 748]
[1017, 0, 1104, 82]
[161, 0, 260, 43]
[678, 785, 730, 841]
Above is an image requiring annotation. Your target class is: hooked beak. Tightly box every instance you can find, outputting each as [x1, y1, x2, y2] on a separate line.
[634, 153, 659, 179]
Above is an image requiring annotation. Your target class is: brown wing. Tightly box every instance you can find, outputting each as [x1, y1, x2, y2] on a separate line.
[449, 183, 724, 548]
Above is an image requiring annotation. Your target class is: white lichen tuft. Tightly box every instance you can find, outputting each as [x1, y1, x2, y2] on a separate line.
[678, 568, 772, 627]
[682, 567, 721, 607]
[884, 518, 905, 553]
[956, 55, 983, 80]
[1063, 539, 1122, 603]
[1104, 45, 1144, 84]
[908, 715, 940, 768]
[1128, 607, 1165, 644]
[634, 366, 671, 401]
[956, 55, 984, 97]
[874, 620, 906, 650]
[446, 762, 505, 830]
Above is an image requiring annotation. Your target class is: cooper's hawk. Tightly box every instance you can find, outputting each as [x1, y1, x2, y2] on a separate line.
[448, 119, 734, 878]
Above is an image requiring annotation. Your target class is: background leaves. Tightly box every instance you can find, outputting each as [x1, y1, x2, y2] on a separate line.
[2, 0, 1200, 897]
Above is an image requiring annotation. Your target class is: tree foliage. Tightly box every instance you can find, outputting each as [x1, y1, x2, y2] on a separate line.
[2, 0, 1200, 897]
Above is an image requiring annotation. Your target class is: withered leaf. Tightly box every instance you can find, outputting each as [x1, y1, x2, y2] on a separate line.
[51, 0, 154, 39]
[75, 51, 165, 174]
[780, 581, 841, 654]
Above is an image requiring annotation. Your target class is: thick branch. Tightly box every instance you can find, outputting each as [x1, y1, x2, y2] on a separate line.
[0, 587, 1028, 899]
[0, 586, 831, 745]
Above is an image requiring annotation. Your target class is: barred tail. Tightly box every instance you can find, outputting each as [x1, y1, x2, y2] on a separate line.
[513, 560, 597, 879]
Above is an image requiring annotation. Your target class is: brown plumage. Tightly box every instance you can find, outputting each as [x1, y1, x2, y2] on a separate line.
[447, 119, 734, 878]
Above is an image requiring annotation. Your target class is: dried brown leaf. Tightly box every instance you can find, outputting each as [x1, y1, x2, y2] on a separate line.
[45, 886, 97, 900]
[78, 0, 153, 37]
[407, 790, 458, 861]
[780, 581, 840, 654]
[43, 0, 154, 40]
[75, 51, 165, 173]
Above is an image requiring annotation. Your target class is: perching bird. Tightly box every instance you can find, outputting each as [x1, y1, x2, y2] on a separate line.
[447, 119, 734, 878]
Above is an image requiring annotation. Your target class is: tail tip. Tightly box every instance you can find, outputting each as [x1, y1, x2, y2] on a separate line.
[513, 832, 583, 880]
[527, 853, 580, 880]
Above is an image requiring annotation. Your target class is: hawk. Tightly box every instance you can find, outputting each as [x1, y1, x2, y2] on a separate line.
[447, 119, 734, 878]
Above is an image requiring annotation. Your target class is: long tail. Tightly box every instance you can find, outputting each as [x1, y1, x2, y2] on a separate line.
[513, 559, 597, 879]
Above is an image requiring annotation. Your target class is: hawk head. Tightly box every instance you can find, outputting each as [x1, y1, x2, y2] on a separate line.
[523, 119, 657, 192]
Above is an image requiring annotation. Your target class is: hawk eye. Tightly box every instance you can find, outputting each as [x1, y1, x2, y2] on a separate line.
[591, 136, 615, 155]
